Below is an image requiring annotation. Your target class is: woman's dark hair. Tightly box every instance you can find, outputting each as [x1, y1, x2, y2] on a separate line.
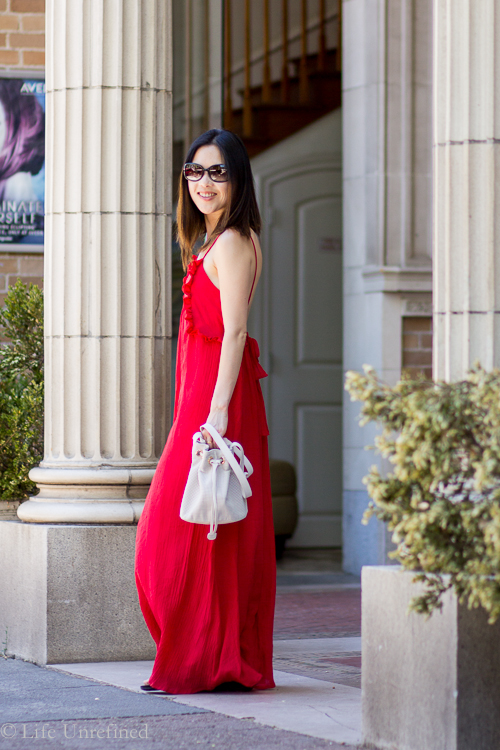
[176, 129, 261, 270]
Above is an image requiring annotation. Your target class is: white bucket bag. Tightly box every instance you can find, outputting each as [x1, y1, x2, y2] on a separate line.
[179, 423, 254, 540]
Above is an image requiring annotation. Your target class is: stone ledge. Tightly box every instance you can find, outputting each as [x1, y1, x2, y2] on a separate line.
[362, 267, 432, 294]
[0, 521, 155, 664]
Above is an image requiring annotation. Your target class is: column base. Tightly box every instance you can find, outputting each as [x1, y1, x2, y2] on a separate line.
[0, 521, 156, 664]
[18, 465, 156, 523]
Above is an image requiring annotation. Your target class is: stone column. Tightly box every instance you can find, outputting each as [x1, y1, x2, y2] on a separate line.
[18, 0, 172, 523]
[434, 0, 500, 380]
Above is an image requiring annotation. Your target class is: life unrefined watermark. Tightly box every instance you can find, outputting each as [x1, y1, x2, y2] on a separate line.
[1, 723, 149, 740]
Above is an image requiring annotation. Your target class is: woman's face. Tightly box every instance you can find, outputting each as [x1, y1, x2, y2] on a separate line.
[187, 144, 229, 219]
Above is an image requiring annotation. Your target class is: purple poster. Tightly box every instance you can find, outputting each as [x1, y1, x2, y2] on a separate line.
[0, 77, 44, 246]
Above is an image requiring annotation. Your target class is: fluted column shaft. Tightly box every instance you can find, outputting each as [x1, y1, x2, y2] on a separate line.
[18, 0, 172, 523]
[434, 0, 500, 380]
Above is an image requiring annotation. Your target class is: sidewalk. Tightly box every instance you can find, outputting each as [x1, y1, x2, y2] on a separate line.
[0, 550, 362, 749]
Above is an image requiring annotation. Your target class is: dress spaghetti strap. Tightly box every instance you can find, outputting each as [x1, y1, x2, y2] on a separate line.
[200, 233, 257, 303]
[199, 234, 221, 262]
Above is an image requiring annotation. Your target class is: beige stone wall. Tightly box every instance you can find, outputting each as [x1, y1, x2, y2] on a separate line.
[0, 0, 44, 69]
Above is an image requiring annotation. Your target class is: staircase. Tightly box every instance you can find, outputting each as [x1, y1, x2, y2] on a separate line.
[228, 50, 341, 158]
[223, 0, 342, 158]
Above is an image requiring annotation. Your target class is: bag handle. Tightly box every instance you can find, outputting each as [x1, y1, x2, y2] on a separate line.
[200, 423, 253, 499]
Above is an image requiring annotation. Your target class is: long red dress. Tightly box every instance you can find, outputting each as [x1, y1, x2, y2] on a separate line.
[134, 236, 276, 694]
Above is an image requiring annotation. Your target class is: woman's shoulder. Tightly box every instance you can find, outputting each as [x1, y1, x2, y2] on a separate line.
[215, 228, 260, 256]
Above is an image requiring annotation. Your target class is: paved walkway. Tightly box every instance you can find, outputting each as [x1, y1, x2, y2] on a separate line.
[0, 550, 362, 749]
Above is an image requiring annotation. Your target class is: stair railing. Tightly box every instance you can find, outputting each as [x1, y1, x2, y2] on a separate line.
[243, 0, 252, 135]
[281, 0, 290, 103]
[299, 0, 309, 103]
[262, 0, 272, 103]
[318, 0, 326, 71]
[336, 0, 342, 71]
[224, 0, 233, 130]
[222, 0, 341, 133]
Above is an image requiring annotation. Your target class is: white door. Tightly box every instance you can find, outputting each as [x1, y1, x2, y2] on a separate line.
[250, 111, 343, 547]
[266, 168, 343, 547]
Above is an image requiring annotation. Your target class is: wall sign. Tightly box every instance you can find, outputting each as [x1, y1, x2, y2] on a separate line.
[0, 76, 45, 249]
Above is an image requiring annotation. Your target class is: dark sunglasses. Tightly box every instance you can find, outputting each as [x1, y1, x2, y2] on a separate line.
[183, 162, 228, 183]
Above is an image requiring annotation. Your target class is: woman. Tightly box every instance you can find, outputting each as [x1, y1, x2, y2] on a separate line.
[134, 129, 276, 694]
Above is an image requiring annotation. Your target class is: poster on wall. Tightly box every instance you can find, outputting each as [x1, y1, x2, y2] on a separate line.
[0, 76, 44, 249]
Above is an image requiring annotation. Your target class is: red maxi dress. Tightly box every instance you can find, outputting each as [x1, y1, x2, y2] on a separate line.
[135, 236, 276, 694]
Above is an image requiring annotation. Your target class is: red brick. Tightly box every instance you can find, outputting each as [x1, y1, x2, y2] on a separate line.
[0, 1, 7, 11]
[0, 15, 19, 32]
[0, 33, 6, 48]
[21, 14, 44, 32]
[402, 333, 419, 349]
[0, 257, 19, 273]
[18, 256, 43, 274]
[275, 589, 361, 639]
[403, 316, 432, 333]
[22, 49, 44, 65]
[0, 275, 5, 291]
[403, 350, 432, 367]
[420, 333, 433, 349]
[11, 0, 45, 12]
[7, 274, 43, 289]
[403, 366, 433, 381]
[9, 31, 44, 47]
[0, 49, 19, 64]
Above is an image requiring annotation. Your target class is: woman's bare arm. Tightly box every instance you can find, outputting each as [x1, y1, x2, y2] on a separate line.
[202, 230, 256, 444]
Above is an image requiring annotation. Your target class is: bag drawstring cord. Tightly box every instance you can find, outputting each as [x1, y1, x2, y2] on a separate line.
[207, 457, 222, 540]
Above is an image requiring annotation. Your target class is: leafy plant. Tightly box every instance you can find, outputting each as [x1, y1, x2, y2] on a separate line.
[0, 279, 44, 500]
[345, 364, 500, 623]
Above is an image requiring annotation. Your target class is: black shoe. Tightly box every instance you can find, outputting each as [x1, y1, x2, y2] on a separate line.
[212, 681, 253, 693]
[140, 683, 161, 692]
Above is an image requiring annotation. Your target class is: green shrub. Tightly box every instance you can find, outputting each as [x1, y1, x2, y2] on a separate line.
[0, 279, 43, 500]
[345, 365, 500, 623]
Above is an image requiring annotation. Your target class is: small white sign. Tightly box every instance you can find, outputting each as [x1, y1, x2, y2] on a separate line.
[319, 237, 342, 253]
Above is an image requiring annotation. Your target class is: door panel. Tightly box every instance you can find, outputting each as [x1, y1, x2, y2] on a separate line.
[297, 197, 343, 364]
[297, 404, 343, 514]
[266, 167, 343, 546]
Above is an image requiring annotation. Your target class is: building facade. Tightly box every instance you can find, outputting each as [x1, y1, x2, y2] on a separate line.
[2, 2, 496, 654]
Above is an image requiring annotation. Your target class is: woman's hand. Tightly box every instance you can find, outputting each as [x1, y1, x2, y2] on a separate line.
[202, 405, 228, 447]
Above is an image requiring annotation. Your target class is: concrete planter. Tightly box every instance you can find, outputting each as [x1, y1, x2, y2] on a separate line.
[362, 566, 500, 750]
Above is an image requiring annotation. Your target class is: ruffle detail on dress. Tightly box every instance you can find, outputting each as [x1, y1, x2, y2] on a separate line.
[181, 258, 269, 386]
[181, 257, 223, 344]
[246, 336, 268, 380]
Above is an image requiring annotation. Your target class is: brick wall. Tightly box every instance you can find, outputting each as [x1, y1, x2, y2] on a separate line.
[402, 316, 432, 380]
[0, 253, 43, 307]
[0, 0, 44, 69]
